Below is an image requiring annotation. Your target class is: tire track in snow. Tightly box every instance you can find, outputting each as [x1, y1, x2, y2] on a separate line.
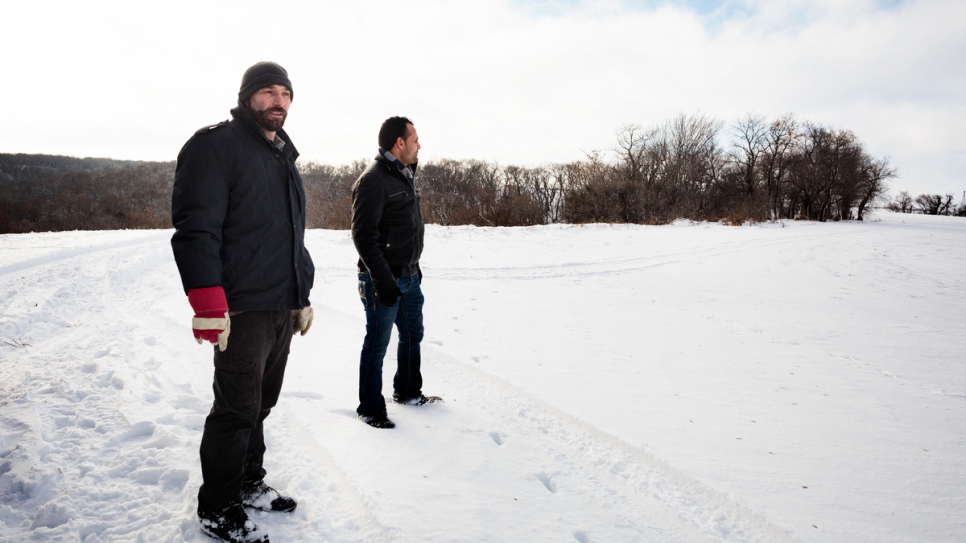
[254, 407, 396, 543]
[430, 228, 877, 281]
[416, 344, 804, 543]
[286, 302, 802, 543]
[1, 230, 176, 344]
[0, 230, 170, 277]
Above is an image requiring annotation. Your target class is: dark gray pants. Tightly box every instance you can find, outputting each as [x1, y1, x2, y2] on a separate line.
[197, 310, 293, 510]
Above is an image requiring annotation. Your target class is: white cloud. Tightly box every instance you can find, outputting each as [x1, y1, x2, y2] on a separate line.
[2, 0, 963, 195]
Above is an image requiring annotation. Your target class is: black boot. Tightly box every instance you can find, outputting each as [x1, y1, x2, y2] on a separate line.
[359, 413, 396, 429]
[240, 480, 297, 513]
[198, 502, 269, 543]
[392, 394, 443, 406]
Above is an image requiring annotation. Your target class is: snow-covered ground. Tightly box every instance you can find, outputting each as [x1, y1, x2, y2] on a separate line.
[1, 210, 964, 543]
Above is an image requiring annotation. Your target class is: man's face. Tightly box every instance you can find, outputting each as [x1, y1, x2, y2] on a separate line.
[247, 84, 292, 134]
[396, 124, 420, 165]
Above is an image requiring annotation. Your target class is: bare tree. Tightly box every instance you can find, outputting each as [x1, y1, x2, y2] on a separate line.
[709, 114, 771, 223]
[855, 155, 896, 220]
[610, 114, 723, 223]
[914, 194, 944, 215]
[912, 194, 957, 215]
[730, 114, 768, 197]
[561, 151, 622, 224]
[888, 191, 914, 213]
[785, 125, 866, 221]
[760, 114, 800, 219]
[300, 160, 364, 229]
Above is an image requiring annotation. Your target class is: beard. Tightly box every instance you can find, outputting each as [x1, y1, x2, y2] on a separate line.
[250, 106, 287, 133]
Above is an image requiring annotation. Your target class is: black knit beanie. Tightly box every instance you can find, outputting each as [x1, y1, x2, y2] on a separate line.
[238, 61, 294, 103]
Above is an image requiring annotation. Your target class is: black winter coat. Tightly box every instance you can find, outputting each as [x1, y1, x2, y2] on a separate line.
[171, 104, 314, 311]
[350, 154, 425, 298]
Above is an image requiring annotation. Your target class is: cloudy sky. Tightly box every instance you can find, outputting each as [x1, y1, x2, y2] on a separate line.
[3, 0, 964, 196]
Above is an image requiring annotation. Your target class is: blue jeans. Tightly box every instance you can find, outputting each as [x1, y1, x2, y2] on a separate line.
[357, 272, 425, 417]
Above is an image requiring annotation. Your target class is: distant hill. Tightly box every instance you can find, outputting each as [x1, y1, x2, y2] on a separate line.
[0, 153, 176, 233]
[0, 152, 360, 234]
[0, 153, 158, 185]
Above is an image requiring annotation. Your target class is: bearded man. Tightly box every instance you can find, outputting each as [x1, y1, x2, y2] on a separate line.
[171, 61, 315, 543]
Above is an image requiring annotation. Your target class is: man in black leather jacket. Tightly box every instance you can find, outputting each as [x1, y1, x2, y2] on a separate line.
[351, 116, 440, 429]
[171, 61, 314, 543]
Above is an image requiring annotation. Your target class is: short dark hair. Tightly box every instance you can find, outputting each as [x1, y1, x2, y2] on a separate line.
[378, 116, 414, 150]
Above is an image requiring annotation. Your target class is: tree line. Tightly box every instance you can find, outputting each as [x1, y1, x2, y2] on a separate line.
[2, 114, 963, 234]
[886, 191, 966, 216]
[1, 154, 175, 233]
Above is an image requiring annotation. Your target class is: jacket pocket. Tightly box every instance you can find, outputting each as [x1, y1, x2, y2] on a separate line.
[383, 225, 414, 262]
[385, 189, 415, 213]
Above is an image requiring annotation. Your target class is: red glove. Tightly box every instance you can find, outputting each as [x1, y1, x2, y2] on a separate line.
[188, 287, 230, 351]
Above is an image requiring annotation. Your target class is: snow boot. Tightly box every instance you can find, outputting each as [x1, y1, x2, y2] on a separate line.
[359, 413, 396, 429]
[240, 480, 297, 513]
[198, 502, 269, 543]
[393, 394, 443, 406]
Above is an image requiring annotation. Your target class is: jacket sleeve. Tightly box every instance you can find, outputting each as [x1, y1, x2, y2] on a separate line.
[351, 172, 397, 296]
[170, 135, 228, 294]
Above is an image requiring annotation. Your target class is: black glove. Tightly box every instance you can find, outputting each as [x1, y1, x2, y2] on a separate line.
[375, 287, 402, 307]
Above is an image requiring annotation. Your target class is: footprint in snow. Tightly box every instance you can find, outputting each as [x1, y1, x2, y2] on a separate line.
[96, 371, 124, 390]
[490, 432, 504, 446]
[77, 418, 96, 429]
[111, 421, 156, 445]
[536, 472, 557, 493]
[169, 393, 210, 414]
